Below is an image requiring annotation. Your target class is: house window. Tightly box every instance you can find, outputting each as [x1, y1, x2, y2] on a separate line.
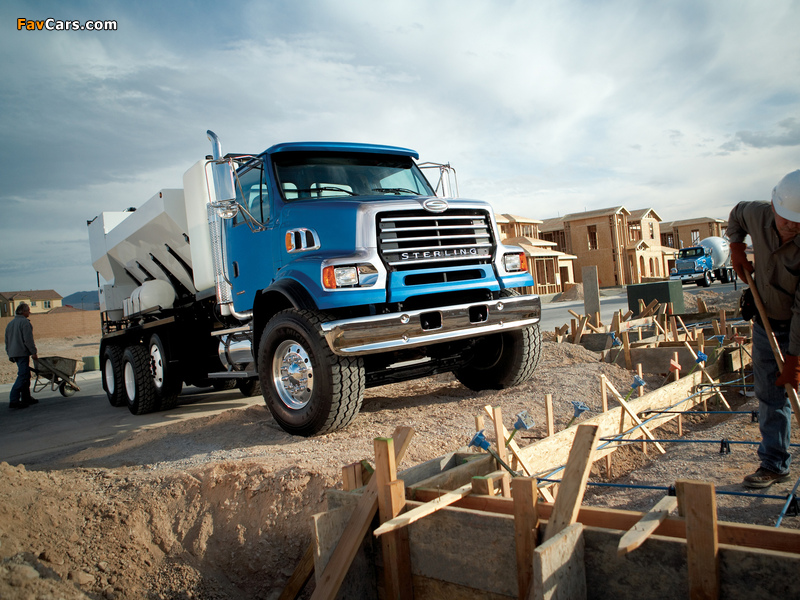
[44, 301, 51, 309]
[691, 230, 700, 245]
[628, 223, 642, 241]
[661, 232, 674, 248]
[30, 301, 36, 307]
[649, 222, 654, 239]
[587, 225, 598, 250]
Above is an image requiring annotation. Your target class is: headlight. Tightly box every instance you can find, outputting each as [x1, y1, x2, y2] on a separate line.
[503, 252, 528, 273]
[322, 264, 379, 289]
[695, 264, 704, 272]
[670, 267, 677, 274]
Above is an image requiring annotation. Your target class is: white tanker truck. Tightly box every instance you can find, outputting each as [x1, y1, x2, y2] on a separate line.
[669, 236, 735, 287]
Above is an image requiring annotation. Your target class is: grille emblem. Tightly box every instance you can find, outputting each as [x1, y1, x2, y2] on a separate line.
[422, 198, 448, 213]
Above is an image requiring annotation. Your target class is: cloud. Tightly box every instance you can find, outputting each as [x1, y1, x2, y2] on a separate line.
[720, 118, 800, 151]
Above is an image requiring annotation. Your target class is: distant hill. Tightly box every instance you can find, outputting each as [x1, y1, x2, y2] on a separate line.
[62, 290, 100, 310]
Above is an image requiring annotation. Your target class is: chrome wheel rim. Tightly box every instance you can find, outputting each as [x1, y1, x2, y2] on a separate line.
[150, 344, 165, 390]
[272, 339, 313, 410]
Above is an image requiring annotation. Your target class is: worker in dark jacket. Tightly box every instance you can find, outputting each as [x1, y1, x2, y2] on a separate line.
[727, 169, 800, 488]
[4, 302, 39, 410]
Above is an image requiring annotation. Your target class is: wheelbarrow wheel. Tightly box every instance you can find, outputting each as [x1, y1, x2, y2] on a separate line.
[59, 381, 77, 397]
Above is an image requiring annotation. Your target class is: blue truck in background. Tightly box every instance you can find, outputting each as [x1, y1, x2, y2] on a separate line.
[88, 132, 542, 436]
[669, 236, 735, 287]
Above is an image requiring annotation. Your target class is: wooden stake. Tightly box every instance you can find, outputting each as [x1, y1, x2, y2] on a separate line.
[696, 297, 708, 312]
[374, 437, 413, 600]
[512, 478, 539, 600]
[604, 379, 666, 454]
[311, 426, 414, 600]
[682, 341, 731, 409]
[636, 364, 647, 454]
[573, 315, 589, 344]
[543, 424, 601, 542]
[545, 394, 555, 437]
[617, 495, 678, 556]
[491, 406, 512, 498]
[601, 379, 612, 477]
[676, 480, 719, 600]
[278, 544, 316, 600]
[621, 331, 632, 370]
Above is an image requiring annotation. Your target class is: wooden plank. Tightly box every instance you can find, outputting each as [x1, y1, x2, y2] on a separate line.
[482, 405, 554, 502]
[374, 438, 413, 600]
[600, 379, 612, 477]
[617, 495, 678, 556]
[311, 426, 414, 600]
[544, 424, 601, 542]
[683, 341, 731, 409]
[532, 523, 586, 600]
[374, 482, 473, 537]
[471, 475, 498, 496]
[409, 489, 800, 555]
[604, 379, 666, 454]
[512, 478, 538, 600]
[677, 480, 719, 600]
[492, 405, 512, 498]
[545, 394, 555, 437]
[278, 543, 315, 600]
[621, 331, 632, 370]
[573, 316, 589, 344]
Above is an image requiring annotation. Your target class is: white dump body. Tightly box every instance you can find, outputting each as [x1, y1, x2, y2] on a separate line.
[88, 160, 218, 315]
[698, 236, 731, 270]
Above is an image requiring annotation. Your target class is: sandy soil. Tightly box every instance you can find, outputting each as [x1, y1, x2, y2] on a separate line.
[2, 287, 796, 600]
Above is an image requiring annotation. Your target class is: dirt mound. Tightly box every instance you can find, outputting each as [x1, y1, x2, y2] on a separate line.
[682, 288, 743, 314]
[555, 283, 584, 302]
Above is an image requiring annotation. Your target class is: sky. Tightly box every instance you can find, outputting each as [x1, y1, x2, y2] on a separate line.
[1, 0, 799, 297]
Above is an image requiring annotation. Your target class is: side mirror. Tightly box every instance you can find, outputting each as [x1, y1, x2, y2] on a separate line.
[207, 130, 236, 202]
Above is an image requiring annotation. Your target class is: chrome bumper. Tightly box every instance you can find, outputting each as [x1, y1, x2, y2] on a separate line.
[320, 295, 541, 356]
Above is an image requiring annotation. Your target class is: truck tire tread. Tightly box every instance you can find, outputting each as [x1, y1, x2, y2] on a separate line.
[259, 308, 364, 436]
[122, 345, 158, 415]
[102, 345, 126, 407]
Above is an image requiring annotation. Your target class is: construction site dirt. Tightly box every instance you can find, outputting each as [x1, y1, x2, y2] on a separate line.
[1, 288, 798, 600]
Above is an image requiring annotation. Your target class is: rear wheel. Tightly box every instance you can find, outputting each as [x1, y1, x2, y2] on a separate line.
[122, 345, 158, 415]
[211, 379, 238, 391]
[238, 378, 262, 397]
[148, 334, 182, 410]
[258, 309, 364, 436]
[102, 345, 126, 407]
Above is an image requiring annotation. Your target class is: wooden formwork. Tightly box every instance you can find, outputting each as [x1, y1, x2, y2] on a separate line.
[299, 336, 800, 600]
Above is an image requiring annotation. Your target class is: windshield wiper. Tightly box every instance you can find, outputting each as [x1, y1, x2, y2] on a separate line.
[292, 186, 357, 196]
[371, 187, 421, 195]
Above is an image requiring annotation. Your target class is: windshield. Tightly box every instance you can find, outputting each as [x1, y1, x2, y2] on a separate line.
[678, 247, 704, 259]
[272, 152, 435, 201]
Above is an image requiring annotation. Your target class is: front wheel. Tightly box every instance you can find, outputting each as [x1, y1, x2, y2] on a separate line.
[258, 309, 364, 436]
[453, 323, 541, 391]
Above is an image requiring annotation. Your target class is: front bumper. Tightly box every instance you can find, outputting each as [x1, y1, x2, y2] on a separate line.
[670, 273, 704, 283]
[320, 294, 541, 356]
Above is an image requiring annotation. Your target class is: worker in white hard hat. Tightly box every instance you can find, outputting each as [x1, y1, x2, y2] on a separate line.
[727, 169, 800, 488]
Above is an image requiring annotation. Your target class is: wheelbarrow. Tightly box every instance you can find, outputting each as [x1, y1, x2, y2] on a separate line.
[33, 356, 81, 397]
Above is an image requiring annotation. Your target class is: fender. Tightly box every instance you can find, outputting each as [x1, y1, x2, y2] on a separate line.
[252, 279, 318, 367]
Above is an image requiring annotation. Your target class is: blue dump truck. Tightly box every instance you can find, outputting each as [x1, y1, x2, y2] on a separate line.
[669, 236, 735, 287]
[88, 132, 542, 435]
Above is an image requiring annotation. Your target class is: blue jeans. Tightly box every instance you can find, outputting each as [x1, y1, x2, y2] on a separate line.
[752, 322, 792, 474]
[10, 357, 32, 404]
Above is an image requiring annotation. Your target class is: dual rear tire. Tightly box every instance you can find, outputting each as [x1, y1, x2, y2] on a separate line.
[101, 334, 182, 414]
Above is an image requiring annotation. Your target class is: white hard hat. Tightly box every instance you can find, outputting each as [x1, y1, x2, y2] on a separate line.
[772, 170, 800, 222]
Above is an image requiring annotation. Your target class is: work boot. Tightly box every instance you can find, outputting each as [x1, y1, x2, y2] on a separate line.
[9, 401, 30, 410]
[742, 467, 790, 489]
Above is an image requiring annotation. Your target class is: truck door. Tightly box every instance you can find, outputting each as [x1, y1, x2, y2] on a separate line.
[224, 159, 275, 312]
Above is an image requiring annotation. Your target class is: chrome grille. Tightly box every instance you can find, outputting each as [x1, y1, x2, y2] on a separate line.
[377, 209, 493, 271]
